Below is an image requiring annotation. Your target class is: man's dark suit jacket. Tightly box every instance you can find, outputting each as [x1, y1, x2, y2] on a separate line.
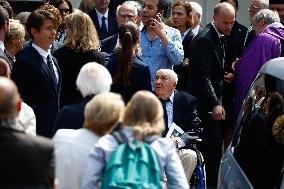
[89, 9, 118, 40]
[0, 125, 54, 188]
[188, 23, 225, 187]
[53, 95, 93, 135]
[11, 42, 62, 138]
[189, 23, 224, 112]
[170, 90, 200, 133]
[100, 34, 118, 54]
[175, 27, 203, 92]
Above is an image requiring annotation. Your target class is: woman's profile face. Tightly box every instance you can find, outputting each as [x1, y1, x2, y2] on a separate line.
[14, 33, 25, 54]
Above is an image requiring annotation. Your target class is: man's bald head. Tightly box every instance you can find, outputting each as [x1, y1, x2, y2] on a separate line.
[0, 57, 10, 78]
[0, 77, 21, 118]
[213, 2, 235, 36]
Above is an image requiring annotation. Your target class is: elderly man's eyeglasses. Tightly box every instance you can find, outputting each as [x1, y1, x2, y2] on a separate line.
[118, 13, 135, 19]
[248, 5, 261, 11]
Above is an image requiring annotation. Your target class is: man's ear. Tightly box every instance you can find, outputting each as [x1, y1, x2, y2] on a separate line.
[173, 81, 177, 89]
[30, 28, 38, 38]
[4, 20, 9, 32]
[17, 98, 22, 114]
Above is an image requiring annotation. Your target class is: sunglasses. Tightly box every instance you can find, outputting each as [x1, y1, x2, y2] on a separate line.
[59, 8, 70, 14]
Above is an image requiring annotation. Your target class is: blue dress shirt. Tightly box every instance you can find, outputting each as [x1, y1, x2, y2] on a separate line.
[140, 26, 184, 88]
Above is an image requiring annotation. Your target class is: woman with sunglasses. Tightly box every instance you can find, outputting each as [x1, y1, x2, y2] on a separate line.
[49, 0, 73, 43]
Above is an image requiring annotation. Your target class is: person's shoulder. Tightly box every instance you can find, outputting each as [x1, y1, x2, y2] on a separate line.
[53, 128, 78, 141]
[21, 133, 54, 150]
[152, 137, 176, 152]
[133, 57, 148, 69]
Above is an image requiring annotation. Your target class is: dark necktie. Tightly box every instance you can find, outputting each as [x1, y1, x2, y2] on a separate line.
[101, 16, 107, 39]
[47, 55, 57, 86]
[160, 98, 171, 130]
[219, 36, 226, 69]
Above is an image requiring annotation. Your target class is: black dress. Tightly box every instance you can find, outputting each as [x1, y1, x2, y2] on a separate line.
[53, 46, 106, 107]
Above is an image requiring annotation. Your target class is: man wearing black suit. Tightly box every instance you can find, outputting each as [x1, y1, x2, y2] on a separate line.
[189, 3, 235, 187]
[12, 7, 62, 138]
[0, 77, 55, 188]
[0, 6, 13, 69]
[154, 69, 200, 134]
[171, 0, 193, 93]
[154, 69, 200, 182]
[100, 2, 138, 54]
[89, 0, 118, 40]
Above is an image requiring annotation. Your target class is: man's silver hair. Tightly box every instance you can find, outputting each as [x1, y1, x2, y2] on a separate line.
[189, 2, 203, 19]
[116, 2, 138, 17]
[259, 0, 269, 9]
[254, 8, 280, 24]
[76, 62, 112, 97]
[123, 1, 142, 15]
[157, 69, 178, 84]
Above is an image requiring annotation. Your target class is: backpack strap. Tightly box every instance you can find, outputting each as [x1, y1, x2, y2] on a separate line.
[112, 130, 128, 144]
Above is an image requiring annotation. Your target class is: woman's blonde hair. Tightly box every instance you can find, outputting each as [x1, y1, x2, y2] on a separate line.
[64, 11, 100, 52]
[83, 92, 125, 136]
[4, 19, 25, 46]
[123, 91, 165, 139]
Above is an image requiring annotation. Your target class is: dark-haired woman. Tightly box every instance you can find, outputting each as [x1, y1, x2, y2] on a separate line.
[49, 0, 73, 43]
[106, 22, 151, 103]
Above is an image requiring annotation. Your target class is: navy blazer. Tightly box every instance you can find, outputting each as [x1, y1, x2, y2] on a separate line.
[12, 42, 62, 138]
[52, 95, 93, 135]
[106, 53, 152, 103]
[89, 9, 118, 40]
[100, 34, 118, 54]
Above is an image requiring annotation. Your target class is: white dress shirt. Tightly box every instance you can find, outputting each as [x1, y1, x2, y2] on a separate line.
[96, 9, 109, 31]
[32, 43, 59, 82]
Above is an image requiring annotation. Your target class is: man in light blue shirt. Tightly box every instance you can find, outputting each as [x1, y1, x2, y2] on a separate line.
[140, 0, 184, 88]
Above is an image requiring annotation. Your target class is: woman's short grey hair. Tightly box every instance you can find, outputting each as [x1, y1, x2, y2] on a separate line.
[76, 62, 112, 97]
[253, 9, 280, 25]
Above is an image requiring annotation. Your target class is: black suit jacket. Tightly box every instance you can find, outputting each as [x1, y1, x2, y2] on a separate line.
[53, 46, 105, 107]
[11, 42, 62, 138]
[53, 95, 93, 135]
[175, 28, 203, 92]
[100, 34, 118, 54]
[172, 90, 200, 133]
[89, 9, 118, 40]
[189, 23, 224, 112]
[0, 125, 54, 188]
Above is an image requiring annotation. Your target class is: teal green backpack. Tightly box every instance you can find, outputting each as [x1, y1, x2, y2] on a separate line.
[101, 131, 162, 189]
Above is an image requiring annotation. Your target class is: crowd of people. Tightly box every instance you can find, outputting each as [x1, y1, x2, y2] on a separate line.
[0, 0, 284, 188]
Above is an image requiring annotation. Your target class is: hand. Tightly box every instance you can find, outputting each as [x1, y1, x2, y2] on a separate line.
[224, 72, 234, 83]
[182, 58, 189, 66]
[212, 105, 225, 120]
[149, 15, 166, 37]
[231, 58, 239, 71]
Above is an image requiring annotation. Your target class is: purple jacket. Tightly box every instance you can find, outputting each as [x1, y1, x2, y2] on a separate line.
[234, 22, 284, 117]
